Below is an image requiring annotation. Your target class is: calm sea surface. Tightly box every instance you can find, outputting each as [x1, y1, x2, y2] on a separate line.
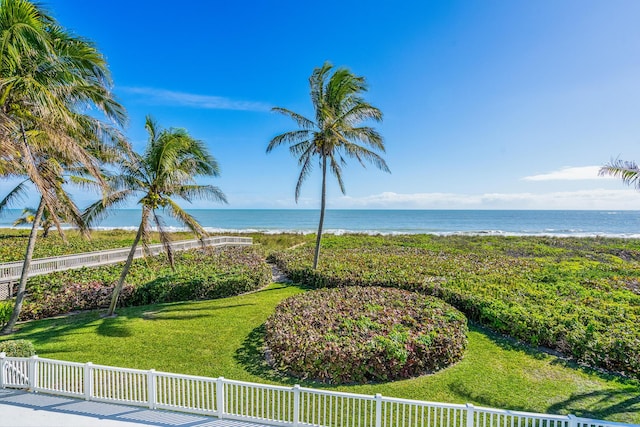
[2, 209, 640, 238]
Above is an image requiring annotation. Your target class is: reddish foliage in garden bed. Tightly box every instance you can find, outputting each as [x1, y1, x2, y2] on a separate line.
[265, 286, 467, 384]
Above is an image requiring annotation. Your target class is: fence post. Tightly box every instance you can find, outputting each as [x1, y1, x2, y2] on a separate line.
[84, 362, 93, 400]
[293, 384, 301, 426]
[568, 414, 578, 427]
[28, 355, 38, 391]
[466, 403, 475, 427]
[0, 352, 5, 389]
[375, 394, 382, 427]
[216, 377, 225, 419]
[148, 369, 156, 409]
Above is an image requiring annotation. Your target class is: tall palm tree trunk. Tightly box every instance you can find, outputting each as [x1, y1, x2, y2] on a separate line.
[107, 209, 147, 316]
[313, 156, 328, 269]
[1, 198, 45, 334]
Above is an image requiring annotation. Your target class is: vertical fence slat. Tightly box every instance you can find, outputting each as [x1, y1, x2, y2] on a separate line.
[1, 356, 635, 427]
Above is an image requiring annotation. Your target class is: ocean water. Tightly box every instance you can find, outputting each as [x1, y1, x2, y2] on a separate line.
[2, 209, 640, 238]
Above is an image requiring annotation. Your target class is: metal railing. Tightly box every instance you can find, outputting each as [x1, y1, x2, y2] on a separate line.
[0, 354, 633, 427]
[0, 236, 252, 287]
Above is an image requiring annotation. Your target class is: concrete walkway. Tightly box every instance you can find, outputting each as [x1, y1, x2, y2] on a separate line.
[0, 389, 267, 427]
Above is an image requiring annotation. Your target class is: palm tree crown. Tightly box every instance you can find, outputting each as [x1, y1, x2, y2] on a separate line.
[267, 62, 389, 268]
[0, 0, 126, 334]
[84, 116, 227, 315]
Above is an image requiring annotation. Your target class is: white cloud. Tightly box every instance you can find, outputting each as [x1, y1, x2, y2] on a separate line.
[522, 166, 611, 181]
[333, 189, 640, 210]
[120, 86, 271, 112]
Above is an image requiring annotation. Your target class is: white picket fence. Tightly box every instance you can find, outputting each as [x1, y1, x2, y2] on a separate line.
[0, 354, 633, 427]
[0, 236, 252, 295]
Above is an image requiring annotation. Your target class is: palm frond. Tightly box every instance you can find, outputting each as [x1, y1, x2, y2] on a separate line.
[267, 129, 313, 153]
[295, 146, 315, 202]
[329, 154, 346, 194]
[165, 199, 208, 239]
[175, 184, 227, 204]
[151, 208, 174, 269]
[0, 178, 30, 214]
[82, 189, 133, 227]
[271, 107, 315, 130]
[600, 160, 640, 189]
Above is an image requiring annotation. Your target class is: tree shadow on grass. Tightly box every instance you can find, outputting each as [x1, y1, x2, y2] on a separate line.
[468, 322, 548, 361]
[447, 380, 640, 421]
[233, 324, 350, 389]
[140, 303, 256, 321]
[469, 322, 640, 386]
[234, 325, 290, 383]
[96, 317, 132, 338]
[547, 389, 640, 421]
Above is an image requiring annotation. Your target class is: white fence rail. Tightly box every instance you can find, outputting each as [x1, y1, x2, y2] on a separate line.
[0, 355, 634, 427]
[0, 236, 252, 291]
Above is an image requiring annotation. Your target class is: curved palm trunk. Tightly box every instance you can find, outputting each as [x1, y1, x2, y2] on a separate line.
[107, 208, 147, 316]
[313, 156, 328, 269]
[1, 199, 45, 335]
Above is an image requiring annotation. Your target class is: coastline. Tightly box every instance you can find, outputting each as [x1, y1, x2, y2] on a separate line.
[3, 209, 640, 238]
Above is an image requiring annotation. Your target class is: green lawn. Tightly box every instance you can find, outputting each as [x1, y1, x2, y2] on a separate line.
[3, 283, 638, 424]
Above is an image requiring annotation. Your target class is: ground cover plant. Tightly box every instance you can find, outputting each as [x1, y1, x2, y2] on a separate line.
[0, 229, 307, 262]
[0, 284, 638, 424]
[0, 229, 194, 262]
[0, 339, 35, 356]
[17, 246, 271, 320]
[265, 286, 467, 383]
[268, 234, 640, 379]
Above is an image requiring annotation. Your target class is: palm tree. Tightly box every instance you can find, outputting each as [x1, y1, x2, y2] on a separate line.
[84, 116, 227, 316]
[0, 0, 126, 334]
[13, 206, 59, 237]
[267, 62, 389, 269]
[599, 159, 640, 188]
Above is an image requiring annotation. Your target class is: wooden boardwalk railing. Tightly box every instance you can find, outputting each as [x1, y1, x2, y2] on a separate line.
[0, 236, 252, 299]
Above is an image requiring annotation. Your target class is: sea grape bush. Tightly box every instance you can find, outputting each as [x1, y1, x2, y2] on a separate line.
[268, 235, 640, 378]
[129, 247, 271, 305]
[265, 286, 468, 384]
[20, 282, 135, 320]
[20, 247, 270, 320]
[0, 300, 12, 328]
[0, 339, 35, 357]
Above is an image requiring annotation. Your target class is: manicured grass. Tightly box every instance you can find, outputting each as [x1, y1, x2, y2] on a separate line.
[3, 284, 638, 423]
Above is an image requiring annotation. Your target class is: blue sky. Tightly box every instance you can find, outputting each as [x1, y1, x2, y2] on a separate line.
[24, 1, 640, 209]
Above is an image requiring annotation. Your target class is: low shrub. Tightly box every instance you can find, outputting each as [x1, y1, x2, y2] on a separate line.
[21, 246, 271, 320]
[268, 235, 640, 379]
[0, 300, 12, 328]
[128, 247, 272, 305]
[0, 339, 36, 357]
[265, 286, 468, 384]
[20, 282, 135, 321]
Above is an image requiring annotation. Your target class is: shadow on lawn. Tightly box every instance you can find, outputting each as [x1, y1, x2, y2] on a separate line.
[234, 325, 287, 383]
[233, 324, 347, 389]
[234, 325, 307, 386]
[453, 324, 640, 421]
[448, 380, 639, 420]
[96, 317, 132, 337]
[548, 388, 640, 420]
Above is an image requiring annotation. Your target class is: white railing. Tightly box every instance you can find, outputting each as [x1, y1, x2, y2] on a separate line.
[0, 355, 634, 427]
[0, 236, 252, 286]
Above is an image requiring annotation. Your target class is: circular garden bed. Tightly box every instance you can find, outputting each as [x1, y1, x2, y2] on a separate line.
[264, 286, 468, 384]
